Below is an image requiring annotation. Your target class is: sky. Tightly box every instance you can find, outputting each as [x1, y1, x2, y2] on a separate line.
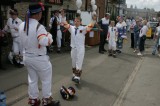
[126, 0, 160, 11]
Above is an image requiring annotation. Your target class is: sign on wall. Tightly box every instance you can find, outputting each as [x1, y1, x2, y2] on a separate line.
[46, 0, 63, 5]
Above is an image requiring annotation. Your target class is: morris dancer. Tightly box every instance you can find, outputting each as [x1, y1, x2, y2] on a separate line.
[62, 14, 96, 84]
[2, 9, 23, 67]
[18, 3, 60, 106]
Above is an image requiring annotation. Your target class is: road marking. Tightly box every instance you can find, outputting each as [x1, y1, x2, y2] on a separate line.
[5, 83, 28, 106]
[112, 58, 144, 106]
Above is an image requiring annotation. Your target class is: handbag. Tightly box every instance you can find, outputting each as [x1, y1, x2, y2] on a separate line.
[0, 35, 9, 47]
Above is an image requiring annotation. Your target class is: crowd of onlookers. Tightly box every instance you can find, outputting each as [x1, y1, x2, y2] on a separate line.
[126, 17, 160, 56]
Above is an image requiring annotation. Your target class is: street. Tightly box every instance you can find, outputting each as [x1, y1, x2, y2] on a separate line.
[0, 37, 160, 106]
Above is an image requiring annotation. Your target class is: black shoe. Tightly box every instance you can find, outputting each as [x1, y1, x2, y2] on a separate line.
[17, 64, 24, 68]
[152, 52, 155, 55]
[108, 54, 112, 56]
[113, 55, 116, 58]
[72, 77, 80, 84]
[99, 51, 104, 54]
[0, 66, 6, 70]
[116, 50, 121, 53]
[103, 49, 107, 52]
[73, 78, 80, 84]
[44, 100, 60, 106]
[72, 76, 75, 81]
[57, 51, 61, 54]
[118, 51, 121, 53]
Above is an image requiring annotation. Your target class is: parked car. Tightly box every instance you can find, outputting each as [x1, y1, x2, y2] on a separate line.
[146, 22, 158, 39]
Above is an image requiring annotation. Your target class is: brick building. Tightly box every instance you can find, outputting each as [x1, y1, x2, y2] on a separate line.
[1, 0, 106, 28]
[85, 0, 106, 20]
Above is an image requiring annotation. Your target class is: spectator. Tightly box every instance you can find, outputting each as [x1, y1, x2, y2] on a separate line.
[137, 20, 148, 56]
[133, 19, 141, 53]
[2, 9, 23, 67]
[152, 21, 160, 56]
[55, 10, 62, 53]
[0, 31, 6, 70]
[98, 13, 110, 54]
[49, 12, 57, 45]
[116, 16, 127, 53]
[59, 8, 66, 47]
[130, 18, 136, 49]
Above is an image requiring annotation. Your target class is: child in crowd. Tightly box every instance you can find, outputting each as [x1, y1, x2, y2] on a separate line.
[107, 21, 118, 58]
[137, 20, 148, 56]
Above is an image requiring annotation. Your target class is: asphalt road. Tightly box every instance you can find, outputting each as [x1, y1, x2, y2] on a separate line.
[0, 36, 143, 106]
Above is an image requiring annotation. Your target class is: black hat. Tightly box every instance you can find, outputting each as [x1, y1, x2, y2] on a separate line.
[9, 9, 18, 15]
[24, 2, 44, 35]
[29, 2, 44, 14]
[60, 86, 76, 100]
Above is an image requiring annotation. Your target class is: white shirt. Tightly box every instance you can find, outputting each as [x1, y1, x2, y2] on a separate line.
[116, 22, 124, 28]
[59, 14, 66, 23]
[4, 17, 22, 38]
[19, 18, 52, 56]
[101, 18, 109, 25]
[147, 22, 151, 28]
[139, 25, 148, 37]
[130, 20, 136, 33]
[126, 19, 131, 26]
[68, 25, 87, 48]
[156, 26, 160, 36]
[49, 17, 55, 28]
[56, 16, 61, 29]
[108, 26, 117, 41]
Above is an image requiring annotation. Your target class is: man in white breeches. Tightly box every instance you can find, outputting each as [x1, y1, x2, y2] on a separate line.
[18, 3, 60, 106]
[55, 11, 62, 53]
[71, 46, 85, 71]
[63, 15, 96, 84]
[3, 9, 23, 66]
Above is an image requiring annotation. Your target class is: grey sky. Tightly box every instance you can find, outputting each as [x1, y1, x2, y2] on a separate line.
[126, 0, 160, 11]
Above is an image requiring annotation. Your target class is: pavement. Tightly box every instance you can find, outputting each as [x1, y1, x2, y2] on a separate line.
[0, 37, 160, 106]
[113, 39, 160, 106]
[121, 51, 160, 106]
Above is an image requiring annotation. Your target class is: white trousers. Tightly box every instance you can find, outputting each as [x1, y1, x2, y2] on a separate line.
[12, 37, 20, 55]
[56, 30, 62, 48]
[108, 40, 116, 50]
[71, 47, 85, 70]
[24, 55, 52, 99]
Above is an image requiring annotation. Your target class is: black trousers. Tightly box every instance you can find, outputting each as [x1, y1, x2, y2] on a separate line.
[60, 26, 65, 46]
[139, 35, 146, 52]
[0, 46, 2, 67]
[50, 28, 57, 45]
[99, 32, 107, 52]
[131, 33, 134, 48]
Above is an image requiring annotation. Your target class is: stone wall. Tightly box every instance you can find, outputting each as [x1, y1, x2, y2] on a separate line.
[51, 0, 78, 11]
[14, 2, 29, 21]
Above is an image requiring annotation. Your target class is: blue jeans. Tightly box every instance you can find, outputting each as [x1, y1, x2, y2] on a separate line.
[152, 38, 159, 54]
[117, 37, 123, 49]
[134, 34, 139, 49]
